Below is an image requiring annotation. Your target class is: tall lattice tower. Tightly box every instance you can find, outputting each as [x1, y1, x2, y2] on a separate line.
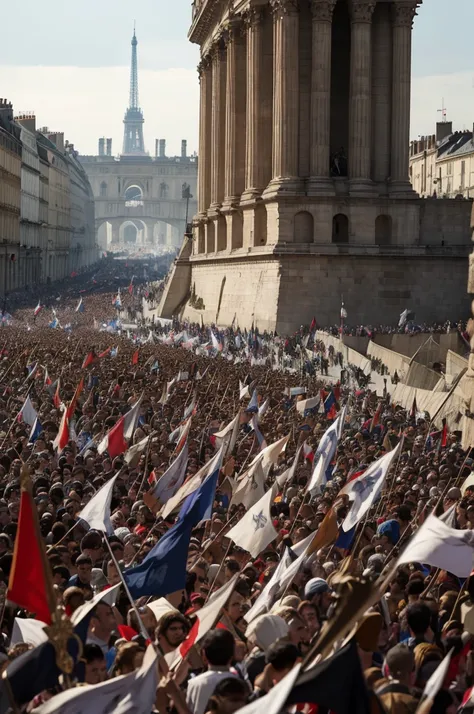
[122, 27, 146, 156]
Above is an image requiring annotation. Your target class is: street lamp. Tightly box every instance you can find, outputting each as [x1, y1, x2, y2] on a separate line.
[182, 184, 193, 234]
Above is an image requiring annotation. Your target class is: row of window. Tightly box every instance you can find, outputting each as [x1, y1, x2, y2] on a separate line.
[99, 182, 191, 200]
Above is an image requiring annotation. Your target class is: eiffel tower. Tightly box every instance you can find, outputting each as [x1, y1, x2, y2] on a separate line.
[122, 26, 146, 156]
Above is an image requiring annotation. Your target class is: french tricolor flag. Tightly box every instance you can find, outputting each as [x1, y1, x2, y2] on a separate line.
[34, 302, 42, 317]
[97, 394, 143, 459]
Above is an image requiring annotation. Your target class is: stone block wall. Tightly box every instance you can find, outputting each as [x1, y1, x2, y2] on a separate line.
[419, 198, 472, 246]
[275, 254, 470, 334]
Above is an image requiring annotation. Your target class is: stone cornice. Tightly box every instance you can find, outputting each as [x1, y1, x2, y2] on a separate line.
[310, 0, 337, 22]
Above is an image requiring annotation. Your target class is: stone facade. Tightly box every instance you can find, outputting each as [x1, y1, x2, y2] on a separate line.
[158, 0, 473, 332]
[0, 100, 21, 296]
[80, 153, 198, 252]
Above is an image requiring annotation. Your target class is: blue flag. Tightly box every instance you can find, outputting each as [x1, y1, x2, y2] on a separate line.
[28, 417, 42, 444]
[246, 389, 259, 414]
[179, 447, 223, 523]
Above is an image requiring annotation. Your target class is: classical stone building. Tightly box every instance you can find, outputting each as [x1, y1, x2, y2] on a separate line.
[410, 121, 474, 200]
[80, 30, 198, 252]
[0, 102, 98, 290]
[0, 100, 21, 296]
[159, 0, 473, 333]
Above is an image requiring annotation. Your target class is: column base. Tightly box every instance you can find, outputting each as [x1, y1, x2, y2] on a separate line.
[207, 203, 222, 218]
[221, 196, 241, 214]
[262, 176, 304, 199]
[388, 180, 418, 198]
[307, 176, 335, 197]
[349, 178, 377, 197]
[240, 188, 263, 205]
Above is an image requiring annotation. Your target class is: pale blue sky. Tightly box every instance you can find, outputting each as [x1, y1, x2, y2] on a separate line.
[1, 0, 473, 154]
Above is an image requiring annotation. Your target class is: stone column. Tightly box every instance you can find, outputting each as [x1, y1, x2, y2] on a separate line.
[348, 0, 376, 196]
[265, 0, 302, 195]
[241, 8, 264, 201]
[371, 2, 392, 191]
[197, 56, 212, 216]
[390, 2, 418, 196]
[223, 20, 247, 207]
[308, 0, 336, 195]
[209, 40, 227, 211]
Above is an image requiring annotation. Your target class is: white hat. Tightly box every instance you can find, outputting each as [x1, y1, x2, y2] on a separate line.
[245, 614, 288, 651]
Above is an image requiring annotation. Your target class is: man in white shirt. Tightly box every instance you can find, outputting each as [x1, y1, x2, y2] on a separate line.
[186, 629, 241, 714]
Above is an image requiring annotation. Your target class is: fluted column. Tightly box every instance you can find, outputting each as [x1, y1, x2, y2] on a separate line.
[308, 0, 336, 195]
[209, 40, 227, 211]
[390, 2, 418, 196]
[242, 8, 264, 201]
[197, 56, 212, 215]
[223, 21, 247, 206]
[371, 3, 392, 191]
[348, 0, 376, 195]
[265, 0, 302, 195]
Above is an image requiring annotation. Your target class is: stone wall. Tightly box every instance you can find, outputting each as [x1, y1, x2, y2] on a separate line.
[174, 252, 470, 334]
[419, 199, 472, 246]
[180, 256, 281, 330]
[275, 254, 470, 335]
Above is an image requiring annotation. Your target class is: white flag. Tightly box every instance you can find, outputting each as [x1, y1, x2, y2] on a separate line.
[258, 398, 270, 420]
[34, 644, 158, 714]
[250, 433, 290, 476]
[152, 442, 189, 503]
[124, 432, 152, 464]
[277, 446, 302, 489]
[77, 473, 118, 535]
[230, 459, 266, 509]
[226, 485, 278, 558]
[180, 575, 239, 656]
[239, 380, 250, 400]
[161, 447, 224, 519]
[422, 649, 453, 702]
[11, 618, 47, 647]
[214, 412, 240, 459]
[308, 406, 346, 494]
[396, 514, 474, 577]
[296, 396, 320, 414]
[19, 395, 38, 427]
[71, 583, 121, 627]
[235, 663, 301, 714]
[245, 547, 294, 623]
[342, 443, 400, 532]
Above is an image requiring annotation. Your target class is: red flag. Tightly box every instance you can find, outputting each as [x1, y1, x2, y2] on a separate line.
[131, 349, 139, 365]
[148, 470, 157, 486]
[370, 402, 382, 432]
[441, 420, 448, 448]
[66, 377, 84, 421]
[333, 381, 341, 402]
[82, 351, 96, 369]
[98, 346, 112, 359]
[7, 488, 52, 624]
[104, 416, 127, 458]
[54, 409, 70, 452]
[53, 380, 61, 409]
[309, 317, 316, 333]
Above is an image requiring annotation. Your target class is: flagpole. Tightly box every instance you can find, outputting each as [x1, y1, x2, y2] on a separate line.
[0, 382, 35, 451]
[204, 540, 233, 603]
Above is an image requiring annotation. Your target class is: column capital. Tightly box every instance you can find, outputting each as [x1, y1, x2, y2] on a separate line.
[242, 6, 264, 30]
[223, 17, 244, 43]
[197, 54, 212, 77]
[349, 0, 376, 23]
[311, 0, 337, 22]
[209, 37, 227, 62]
[270, 0, 299, 18]
[391, 2, 418, 27]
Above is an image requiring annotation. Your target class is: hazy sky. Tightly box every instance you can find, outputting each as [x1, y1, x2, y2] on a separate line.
[1, 0, 473, 156]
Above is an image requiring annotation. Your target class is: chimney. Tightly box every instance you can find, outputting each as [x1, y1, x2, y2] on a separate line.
[106, 138, 112, 156]
[181, 139, 187, 158]
[436, 121, 452, 143]
[159, 139, 166, 157]
[15, 114, 36, 133]
[155, 139, 159, 157]
[98, 138, 105, 156]
[0, 99, 14, 123]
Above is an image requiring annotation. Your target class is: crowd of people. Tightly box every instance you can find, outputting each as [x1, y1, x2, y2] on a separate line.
[0, 259, 473, 714]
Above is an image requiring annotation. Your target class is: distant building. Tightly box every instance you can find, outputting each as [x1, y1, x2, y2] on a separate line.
[410, 121, 474, 199]
[0, 99, 21, 296]
[80, 29, 197, 252]
[0, 103, 99, 292]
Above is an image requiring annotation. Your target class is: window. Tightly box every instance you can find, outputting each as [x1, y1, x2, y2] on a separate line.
[446, 161, 453, 175]
[461, 161, 466, 190]
[100, 181, 107, 197]
[160, 182, 169, 198]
